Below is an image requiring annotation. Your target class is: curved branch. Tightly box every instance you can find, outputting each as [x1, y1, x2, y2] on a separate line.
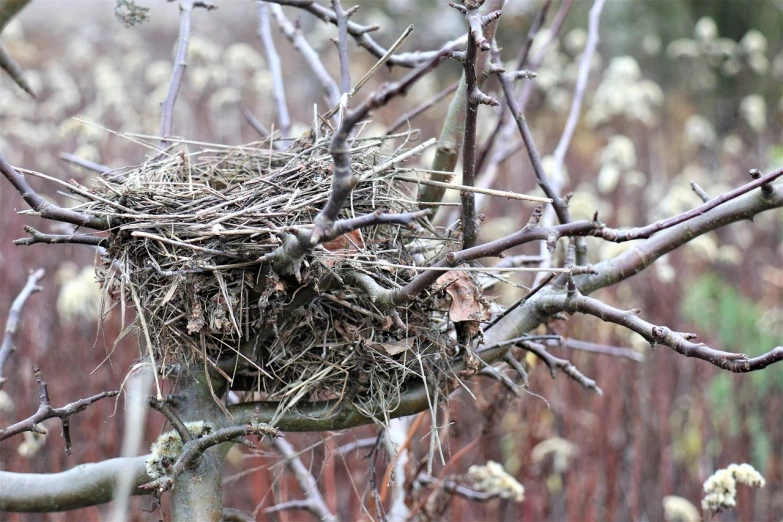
[0, 456, 150, 512]
[0, 269, 44, 390]
[0, 154, 107, 230]
[545, 291, 783, 373]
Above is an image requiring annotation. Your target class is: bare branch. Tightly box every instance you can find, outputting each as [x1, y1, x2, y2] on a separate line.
[496, 69, 572, 225]
[331, 0, 351, 94]
[387, 80, 459, 135]
[552, 290, 783, 372]
[419, 0, 503, 208]
[554, 338, 644, 362]
[268, 437, 337, 522]
[57, 152, 111, 174]
[257, 1, 292, 139]
[148, 397, 192, 443]
[455, 1, 501, 250]
[269, 3, 341, 108]
[264, 0, 465, 68]
[598, 166, 783, 241]
[13, 226, 107, 247]
[223, 508, 256, 522]
[267, 52, 447, 275]
[140, 421, 281, 492]
[549, 0, 607, 189]
[0, 46, 34, 97]
[159, 0, 195, 148]
[0, 456, 150, 512]
[520, 341, 603, 395]
[475, 0, 551, 173]
[0, 269, 44, 391]
[0, 366, 118, 455]
[0, 153, 107, 230]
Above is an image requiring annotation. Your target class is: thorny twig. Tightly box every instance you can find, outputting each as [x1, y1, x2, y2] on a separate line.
[474, 0, 551, 173]
[0, 366, 118, 455]
[0, 269, 44, 390]
[452, 0, 501, 250]
[552, 290, 783, 373]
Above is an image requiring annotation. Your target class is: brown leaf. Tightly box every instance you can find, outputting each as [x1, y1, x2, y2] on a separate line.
[322, 229, 365, 253]
[373, 337, 417, 356]
[436, 271, 491, 323]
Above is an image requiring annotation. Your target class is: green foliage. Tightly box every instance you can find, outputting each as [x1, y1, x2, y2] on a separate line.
[682, 273, 781, 470]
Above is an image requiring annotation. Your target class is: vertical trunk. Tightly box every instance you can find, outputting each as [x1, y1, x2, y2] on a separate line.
[169, 371, 228, 522]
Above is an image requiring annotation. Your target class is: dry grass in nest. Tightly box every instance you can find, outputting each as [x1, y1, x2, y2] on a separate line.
[79, 130, 468, 416]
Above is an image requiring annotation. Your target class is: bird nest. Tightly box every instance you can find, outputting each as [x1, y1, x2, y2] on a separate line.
[81, 131, 484, 417]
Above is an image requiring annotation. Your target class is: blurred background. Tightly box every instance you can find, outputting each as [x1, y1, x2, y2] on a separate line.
[0, 0, 781, 520]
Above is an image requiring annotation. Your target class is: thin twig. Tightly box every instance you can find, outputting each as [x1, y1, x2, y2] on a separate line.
[331, 0, 351, 94]
[270, 437, 337, 522]
[386, 80, 459, 135]
[257, 1, 292, 139]
[265, 0, 465, 68]
[520, 342, 602, 395]
[0, 366, 118, 455]
[0, 153, 107, 230]
[0, 269, 44, 391]
[159, 0, 195, 148]
[549, 0, 607, 188]
[14, 226, 107, 247]
[269, 3, 341, 108]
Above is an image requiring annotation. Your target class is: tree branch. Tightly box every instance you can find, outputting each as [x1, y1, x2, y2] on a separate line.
[548, 291, 783, 373]
[455, 1, 501, 250]
[267, 52, 447, 275]
[13, 226, 107, 247]
[331, 0, 351, 94]
[269, 437, 337, 522]
[257, 0, 292, 139]
[0, 269, 44, 391]
[269, 3, 340, 108]
[159, 0, 195, 148]
[519, 341, 602, 395]
[0, 153, 107, 230]
[140, 421, 281, 492]
[0, 456, 150, 512]
[0, 366, 118, 455]
[263, 0, 465, 68]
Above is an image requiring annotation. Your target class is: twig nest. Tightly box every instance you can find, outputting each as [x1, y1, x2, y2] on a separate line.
[83, 132, 484, 415]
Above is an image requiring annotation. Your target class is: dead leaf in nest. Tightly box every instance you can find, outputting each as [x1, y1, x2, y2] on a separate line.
[187, 301, 205, 334]
[322, 229, 365, 253]
[436, 271, 491, 323]
[372, 337, 417, 356]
